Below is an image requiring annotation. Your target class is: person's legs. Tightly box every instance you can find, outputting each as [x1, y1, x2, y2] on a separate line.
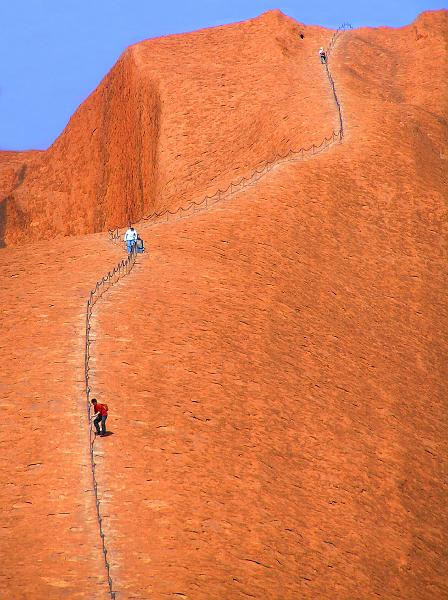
[93, 414, 101, 434]
[126, 240, 132, 253]
[100, 415, 107, 435]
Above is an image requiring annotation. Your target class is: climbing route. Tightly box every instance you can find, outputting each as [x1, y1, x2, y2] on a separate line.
[85, 25, 351, 598]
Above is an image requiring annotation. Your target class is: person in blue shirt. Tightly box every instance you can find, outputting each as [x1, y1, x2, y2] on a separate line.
[136, 235, 145, 254]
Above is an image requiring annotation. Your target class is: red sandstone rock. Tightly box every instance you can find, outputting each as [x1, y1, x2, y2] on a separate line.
[0, 234, 121, 598]
[90, 10, 446, 599]
[1, 10, 338, 246]
[0, 8, 447, 600]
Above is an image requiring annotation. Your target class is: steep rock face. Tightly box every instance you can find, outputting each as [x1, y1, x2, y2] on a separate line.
[1, 10, 337, 246]
[0, 9, 447, 600]
[0, 150, 43, 246]
[88, 10, 447, 600]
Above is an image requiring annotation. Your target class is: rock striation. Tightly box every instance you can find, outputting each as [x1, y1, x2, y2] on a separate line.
[0, 8, 447, 600]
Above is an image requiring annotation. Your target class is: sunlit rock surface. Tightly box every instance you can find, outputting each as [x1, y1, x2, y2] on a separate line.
[0, 9, 447, 599]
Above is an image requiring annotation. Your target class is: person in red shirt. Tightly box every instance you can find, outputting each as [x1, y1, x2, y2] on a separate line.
[91, 398, 108, 436]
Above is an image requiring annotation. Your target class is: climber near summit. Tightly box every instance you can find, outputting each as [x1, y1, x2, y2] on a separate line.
[124, 225, 138, 253]
[319, 47, 327, 64]
[91, 398, 108, 436]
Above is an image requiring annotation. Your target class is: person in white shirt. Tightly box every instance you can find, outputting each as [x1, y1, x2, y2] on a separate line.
[319, 47, 327, 64]
[124, 226, 138, 254]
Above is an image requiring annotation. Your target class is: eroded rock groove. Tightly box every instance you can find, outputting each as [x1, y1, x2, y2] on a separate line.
[84, 250, 138, 599]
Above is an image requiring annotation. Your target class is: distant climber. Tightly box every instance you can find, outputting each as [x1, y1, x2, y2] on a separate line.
[319, 47, 327, 64]
[136, 235, 145, 254]
[91, 398, 108, 436]
[124, 226, 137, 253]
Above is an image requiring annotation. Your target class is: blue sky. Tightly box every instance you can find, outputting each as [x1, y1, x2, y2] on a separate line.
[1, 0, 445, 150]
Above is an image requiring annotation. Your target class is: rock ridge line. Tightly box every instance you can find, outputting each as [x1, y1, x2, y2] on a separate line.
[109, 23, 352, 241]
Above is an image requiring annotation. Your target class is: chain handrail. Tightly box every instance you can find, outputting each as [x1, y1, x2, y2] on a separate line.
[84, 247, 138, 599]
[86, 23, 351, 598]
[108, 23, 352, 242]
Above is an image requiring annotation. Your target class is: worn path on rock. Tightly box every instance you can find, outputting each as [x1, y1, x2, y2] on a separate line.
[0, 235, 122, 599]
[90, 26, 354, 599]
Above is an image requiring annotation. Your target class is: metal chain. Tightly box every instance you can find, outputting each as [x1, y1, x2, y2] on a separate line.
[108, 24, 352, 242]
[91, 24, 351, 597]
[84, 247, 138, 599]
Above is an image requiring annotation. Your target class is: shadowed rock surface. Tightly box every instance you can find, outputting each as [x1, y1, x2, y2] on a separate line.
[0, 8, 447, 600]
[0, 10, 336, 246]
